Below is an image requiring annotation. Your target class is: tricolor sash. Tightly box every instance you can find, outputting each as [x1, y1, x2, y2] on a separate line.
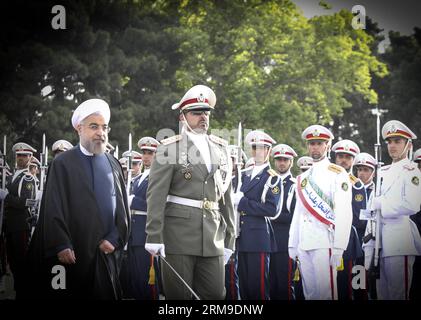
[297, 173, 335, 228]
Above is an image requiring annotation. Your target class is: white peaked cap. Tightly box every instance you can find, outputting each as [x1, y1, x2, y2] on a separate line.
[297, 156, 313, 169]
[382, 120, 417, 140]
[171, 85, 216, 111]
[272, 144, 297, 159]
[413, 148, 421, 162]
[332, 139, 360, 157]
[71, 99, 110, 129]
[353, 152, 377, 169]
[52, 139, 73, 152]
[137, 137, 160, 152]
[12, 142, 37, 155]
[245, 130, 276, 147]
[301, 125, 334, 141]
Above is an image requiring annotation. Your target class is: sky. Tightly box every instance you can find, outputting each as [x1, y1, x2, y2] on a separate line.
[291, 0, 421, 51]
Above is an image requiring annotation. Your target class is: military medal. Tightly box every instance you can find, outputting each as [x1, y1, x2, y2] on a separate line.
[184, 171, 192, 180]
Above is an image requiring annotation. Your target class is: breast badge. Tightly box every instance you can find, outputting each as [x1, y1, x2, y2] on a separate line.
[412, 176, 419, 186]
[354, 194, 363, 202]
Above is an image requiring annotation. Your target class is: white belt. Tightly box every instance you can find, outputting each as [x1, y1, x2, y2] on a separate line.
[131, 210, 147, 216]
[167, 195, 219, 210]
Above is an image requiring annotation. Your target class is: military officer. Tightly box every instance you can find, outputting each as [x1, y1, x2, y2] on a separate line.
[122, 150, 143, 185]
[119, 157, 128, 181]
[125, 137, 160, 299]
[234, 130, 280, 300]
[371, 120, 421, 300]
[145, 85, 235, 300]
[0, 142, 37, 298]
[297, 156, 313, 173]
[354, 152, 378, 300]
[289, 125, 353, 300]
[331, 139, 365, 299]
[52, 139, 73, 158]
[269, 144, 297, 300]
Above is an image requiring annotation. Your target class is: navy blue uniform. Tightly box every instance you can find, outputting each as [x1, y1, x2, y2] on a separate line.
[269, 174, 297, 300]
[225, 174, 240, 300]
[337, 175, 365, 300]
[127, 171, 160, 299]
[237, 165, 280, 300]
[3, 169, 36, 297]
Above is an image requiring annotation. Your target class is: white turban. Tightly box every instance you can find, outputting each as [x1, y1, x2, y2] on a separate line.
[71, 99, 110, 129]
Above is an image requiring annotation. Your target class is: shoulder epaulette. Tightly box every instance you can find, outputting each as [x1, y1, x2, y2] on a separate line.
[349, 174, 359, 185]
[267, 168, 279, 177]
[160, 135, 182, 146]
[403, 163, 417, 171]
[328, 164, 344, 174]
[209, 134, 228, 147]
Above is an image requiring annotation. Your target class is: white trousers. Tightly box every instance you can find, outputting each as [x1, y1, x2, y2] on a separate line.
[298, 248, 338, 300]
[377, 255, 415, 300]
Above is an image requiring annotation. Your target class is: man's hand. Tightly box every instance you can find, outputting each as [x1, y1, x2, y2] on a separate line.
[57, 248, 76, 264]
[223, 248, 233, 265]
[372, 196, 382, 211]
[288, 247, 298, 260]
[330, 248, 344, 268]
[233, 192, 244, 206]
[145, 243, 166, 258]
[0, 188, 8, 201]
[99, 240, 115, 254]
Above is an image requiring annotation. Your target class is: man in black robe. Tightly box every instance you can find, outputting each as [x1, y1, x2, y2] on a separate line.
[25, 99, 130, 299]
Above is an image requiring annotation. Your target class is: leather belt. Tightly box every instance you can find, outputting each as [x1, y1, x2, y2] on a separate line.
[167, 195, 219, 210]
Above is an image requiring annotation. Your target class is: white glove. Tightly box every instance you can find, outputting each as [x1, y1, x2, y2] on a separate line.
[128, 194, 135, 208]
[372, 196, 382, 211]
[330, 248, 343, 268]
[145, 243, 166, 258]
[233, 192, 244, 206]
[288, 247, 298, 260]
[0, 188, 8, 201]
[223, 248, 233, 265]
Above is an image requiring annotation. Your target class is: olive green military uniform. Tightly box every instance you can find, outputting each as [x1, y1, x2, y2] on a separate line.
[146, 132, 235, 299]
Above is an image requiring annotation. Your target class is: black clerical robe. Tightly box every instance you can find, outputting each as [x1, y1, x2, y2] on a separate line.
[24, 146, 130, 299]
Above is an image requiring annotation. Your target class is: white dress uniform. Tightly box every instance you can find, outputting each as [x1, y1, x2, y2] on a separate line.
[288, 125, 353, 300]
[373, 120, 421, 300]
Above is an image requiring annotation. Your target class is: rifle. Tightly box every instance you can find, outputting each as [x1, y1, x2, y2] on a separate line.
[0, 136, 7, 233]
[126, 133, 132, 197]
[370, 107, 383, 279]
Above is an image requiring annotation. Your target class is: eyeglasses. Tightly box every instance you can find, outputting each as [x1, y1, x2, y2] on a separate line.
[84, 123, 111, 133]
[188, 110, 211, 116]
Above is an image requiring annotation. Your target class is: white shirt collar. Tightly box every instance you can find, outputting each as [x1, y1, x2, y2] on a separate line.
[79, 144, 94, 156]
[251, 162, 269, 180]
[279, 170, 291, 180]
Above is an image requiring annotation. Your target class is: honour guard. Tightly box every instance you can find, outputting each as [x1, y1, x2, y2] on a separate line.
[269, 144, 298, 300]
[145, 85, 235, 299]
[371, 120, 421, 300]
[297, 156, 313, 173]
[331, 139, 365, 299]
[234, 130, 280, 300]
[289, 125, 353, 300]
[125, 137, 160, 299]
[0, 142, 37, 298]
[122, 150, 143, 185]
[52, 139, 73, 158]
[354, 152, 378, 299]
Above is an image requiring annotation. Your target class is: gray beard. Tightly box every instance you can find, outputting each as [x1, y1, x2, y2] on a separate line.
[82, 139, 107, 155]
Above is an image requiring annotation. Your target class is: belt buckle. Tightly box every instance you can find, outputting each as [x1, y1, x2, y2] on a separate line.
[203, 200, 211, 210]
